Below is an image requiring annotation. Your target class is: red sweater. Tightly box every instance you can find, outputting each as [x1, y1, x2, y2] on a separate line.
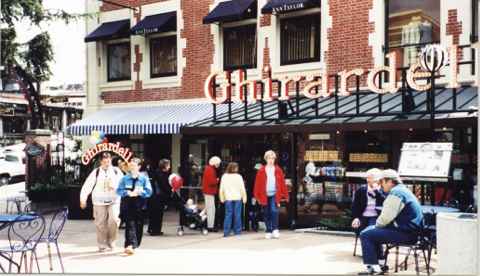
[202, 165, 219, 195]
[253, 165, 289, 206]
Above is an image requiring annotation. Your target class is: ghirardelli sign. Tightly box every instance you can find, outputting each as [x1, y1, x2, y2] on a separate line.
[81, 142, 133, 165]
[204, 44, 463, 104]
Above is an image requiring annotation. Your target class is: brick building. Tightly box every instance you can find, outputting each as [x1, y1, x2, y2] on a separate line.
[70, 0, 478, 228]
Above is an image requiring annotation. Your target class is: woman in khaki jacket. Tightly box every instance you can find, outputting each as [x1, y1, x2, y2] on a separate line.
[219, 162, 247, 237]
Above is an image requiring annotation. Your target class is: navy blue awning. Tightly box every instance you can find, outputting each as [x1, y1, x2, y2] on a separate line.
[85, 19, 131, 42]
[131, 12, 177, 35]
[203, 0, 257, 24]
[261, 0, 320, 14]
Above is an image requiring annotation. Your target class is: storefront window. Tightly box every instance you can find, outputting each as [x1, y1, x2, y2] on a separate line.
[223, 25, 257, 70]
[150, 35, 177, 78]
[280, 13, 320, 65]
[387, 0, 440, 66]
[107, 42, 131, 82]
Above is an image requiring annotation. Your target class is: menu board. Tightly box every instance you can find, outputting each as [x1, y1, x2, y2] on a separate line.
[349, 153, 389, 163]
[398, 143, 453, 178]
[305, 150, 340, 162]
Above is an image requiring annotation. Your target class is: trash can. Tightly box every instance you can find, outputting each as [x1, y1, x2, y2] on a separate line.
[437, 212, 478, 275]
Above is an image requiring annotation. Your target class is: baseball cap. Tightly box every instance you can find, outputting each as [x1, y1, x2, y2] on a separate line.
[381, 169, 400, 180]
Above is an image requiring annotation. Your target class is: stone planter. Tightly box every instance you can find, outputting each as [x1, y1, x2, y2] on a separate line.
[437, 212, 478, 275]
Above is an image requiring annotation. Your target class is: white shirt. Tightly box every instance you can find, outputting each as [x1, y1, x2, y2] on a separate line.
[80, 166, 123, 206]
[266, 166, 276, 196]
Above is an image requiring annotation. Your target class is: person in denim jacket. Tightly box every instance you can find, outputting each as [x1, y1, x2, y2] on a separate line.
[117, 158, 152, 255]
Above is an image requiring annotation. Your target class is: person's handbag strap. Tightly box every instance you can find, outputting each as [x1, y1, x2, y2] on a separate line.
[90, 168, 101, 195]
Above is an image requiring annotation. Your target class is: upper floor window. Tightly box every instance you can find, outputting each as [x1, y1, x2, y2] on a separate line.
[280, 13, 320, 65]
[107, 42, 131, 82]
[387, 0, 440, 67]
[223, 24, 257, 70]
[150, 35, 177, 78]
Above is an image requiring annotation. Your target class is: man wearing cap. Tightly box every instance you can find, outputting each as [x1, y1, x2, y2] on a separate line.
[358, 169, 424, 275]
[80, 152, 123, 252]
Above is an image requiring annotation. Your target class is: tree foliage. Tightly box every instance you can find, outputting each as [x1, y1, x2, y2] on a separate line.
[1, 0, 89, 82]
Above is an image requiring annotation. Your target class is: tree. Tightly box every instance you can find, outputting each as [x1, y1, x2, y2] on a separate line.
[1, 0, 87, 82]
[1, 0, 89, 128]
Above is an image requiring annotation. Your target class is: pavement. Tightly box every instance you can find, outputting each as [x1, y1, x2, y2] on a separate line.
[0, 210, 436, 275]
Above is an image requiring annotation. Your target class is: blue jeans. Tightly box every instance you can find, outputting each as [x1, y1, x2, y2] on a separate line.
[223, 200, 243, 236]
[263, 196, 279, 233]
[360, 225, 417, 265]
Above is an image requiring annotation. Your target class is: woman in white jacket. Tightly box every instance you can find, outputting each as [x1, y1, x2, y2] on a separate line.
[219, 162, 247, 237]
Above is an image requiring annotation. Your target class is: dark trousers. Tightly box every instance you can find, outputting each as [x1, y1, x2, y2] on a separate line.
[360, 225, 417, 265]
[263, 196, 279, 233]
[147, 196, 165, 234]
[124, 210, 144, 249]
[171, 193, 186, 226]
[223, 200, 243, 236]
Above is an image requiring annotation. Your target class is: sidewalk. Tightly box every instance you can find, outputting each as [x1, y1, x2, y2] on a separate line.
[1, 211, 436, 274]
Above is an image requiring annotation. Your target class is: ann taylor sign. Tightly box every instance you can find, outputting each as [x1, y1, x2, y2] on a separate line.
[204, 44, 463, 104]
[273, 3, 305, 13]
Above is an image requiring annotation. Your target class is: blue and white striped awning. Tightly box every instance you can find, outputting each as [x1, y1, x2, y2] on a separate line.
[67, 102, 240, 136]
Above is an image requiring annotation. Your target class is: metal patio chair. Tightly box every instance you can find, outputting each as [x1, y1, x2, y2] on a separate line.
[38, 207, 68, 273]
[383, 215, 436, 276]
[0, 214, 46, 273]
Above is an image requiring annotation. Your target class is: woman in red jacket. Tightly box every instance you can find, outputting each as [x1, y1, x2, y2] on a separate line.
[202, 156, 221, 231]
[254, 150, 289, 239]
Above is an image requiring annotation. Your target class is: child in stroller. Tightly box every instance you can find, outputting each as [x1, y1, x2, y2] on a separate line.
[176, 198, 208, 236]
[169, 174, 208, 236]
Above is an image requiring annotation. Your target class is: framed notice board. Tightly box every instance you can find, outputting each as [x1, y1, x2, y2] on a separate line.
[398, 143, 453, 178]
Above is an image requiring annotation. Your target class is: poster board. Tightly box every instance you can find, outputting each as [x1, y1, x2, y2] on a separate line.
[398, 142, 453, 178]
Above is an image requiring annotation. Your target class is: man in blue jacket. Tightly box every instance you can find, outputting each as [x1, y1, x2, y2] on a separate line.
[358, 169, 424, 275]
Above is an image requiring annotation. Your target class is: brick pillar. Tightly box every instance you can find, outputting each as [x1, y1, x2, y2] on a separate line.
[446, 9, 463, 63]
[326, 0, 374, 80]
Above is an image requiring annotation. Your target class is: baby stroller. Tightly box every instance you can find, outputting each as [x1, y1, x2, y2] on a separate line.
[247, 199, 263, 232]
[169, 174, 208, 236]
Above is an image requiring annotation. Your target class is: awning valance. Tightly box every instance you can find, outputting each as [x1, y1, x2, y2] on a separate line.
[67, 102, 241, 136]
[203, 0, 257, 24]
[261, 0, 320, 14]
[85, 19, 131, 43]
[131, 12, 177, 35]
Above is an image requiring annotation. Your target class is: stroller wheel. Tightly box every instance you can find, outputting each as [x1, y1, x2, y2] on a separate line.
[202, 229, 208, 235]
[177, 227, 184, 236]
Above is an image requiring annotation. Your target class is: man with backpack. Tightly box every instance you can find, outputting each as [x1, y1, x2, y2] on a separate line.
[80, 152, 123, 252]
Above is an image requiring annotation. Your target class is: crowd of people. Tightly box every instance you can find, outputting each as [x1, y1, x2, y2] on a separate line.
[79, 150, 290, 255]
[79, 150, 425, 276]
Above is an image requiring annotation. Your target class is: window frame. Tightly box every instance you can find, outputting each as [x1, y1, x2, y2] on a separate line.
[106, 42, 132, 82]
[222, 24, 258, 71]
[149, 35, 178, 78]
[472, 0, 479, 43]
[279, 13, 321, 66]
[384, 0, 441, 59]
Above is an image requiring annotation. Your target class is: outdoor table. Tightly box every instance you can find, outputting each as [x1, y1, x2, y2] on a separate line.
[375, 205, 460, 215]
[0, 214, 38, 273]
[0, 214, 38, 231]
[421, 205, 460, 214]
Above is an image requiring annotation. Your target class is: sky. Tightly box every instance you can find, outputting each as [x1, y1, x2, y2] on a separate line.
[15, 0, 86, 86]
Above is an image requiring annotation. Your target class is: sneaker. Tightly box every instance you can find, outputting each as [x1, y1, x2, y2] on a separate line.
[98, 247, 107, 252]
[124, 246, 134, 255]
[272, 230, 280, 239]
[265, 233, 272, 239]
[357, 266, 384, 275]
